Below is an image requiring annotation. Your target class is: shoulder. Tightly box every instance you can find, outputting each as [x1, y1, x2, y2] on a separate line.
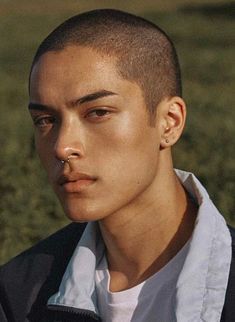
[0, 222, 86, 276]
[0, 222, 87, 321]
[220, 225, 235, 321]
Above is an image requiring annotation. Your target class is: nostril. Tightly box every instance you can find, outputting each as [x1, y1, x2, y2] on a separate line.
[67, 152, 80, 161]
[70, 152, 80, 157]
[56, 152, 80, 165]
[54, 147, 82, 164]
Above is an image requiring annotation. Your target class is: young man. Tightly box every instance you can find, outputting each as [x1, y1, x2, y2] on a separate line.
[0, 9, 234, 322]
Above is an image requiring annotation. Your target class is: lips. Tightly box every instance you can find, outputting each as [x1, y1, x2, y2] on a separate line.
[58, 172, 97, 193]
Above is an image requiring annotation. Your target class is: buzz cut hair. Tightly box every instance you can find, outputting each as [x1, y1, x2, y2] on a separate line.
[31, 9, 182, 122]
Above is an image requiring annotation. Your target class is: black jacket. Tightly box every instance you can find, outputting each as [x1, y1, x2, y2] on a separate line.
[0, 223, 234, 322]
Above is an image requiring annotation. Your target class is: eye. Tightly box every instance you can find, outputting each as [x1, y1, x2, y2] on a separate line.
[86, 109, 111, 120]
[33, 116, 56, 128]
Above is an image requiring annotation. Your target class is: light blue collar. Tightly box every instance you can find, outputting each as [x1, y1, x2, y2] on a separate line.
[48, 221, 104, 313]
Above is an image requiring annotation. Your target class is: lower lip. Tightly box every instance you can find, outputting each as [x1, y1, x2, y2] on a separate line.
[61, 179, 95, 193]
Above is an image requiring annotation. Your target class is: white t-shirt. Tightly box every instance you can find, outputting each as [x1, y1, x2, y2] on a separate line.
[95, 241, 189, 322]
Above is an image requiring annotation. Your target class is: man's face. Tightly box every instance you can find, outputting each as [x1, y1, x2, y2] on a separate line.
[29, 46, 163, 222]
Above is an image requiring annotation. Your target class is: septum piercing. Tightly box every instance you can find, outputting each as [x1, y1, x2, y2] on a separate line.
[60, 156, 70, 164]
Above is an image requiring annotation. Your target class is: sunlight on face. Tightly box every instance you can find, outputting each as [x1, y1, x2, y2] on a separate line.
[29, 46, 162, 222]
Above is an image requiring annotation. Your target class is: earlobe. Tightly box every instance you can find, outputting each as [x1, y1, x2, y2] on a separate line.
[160, 97, 186, 149]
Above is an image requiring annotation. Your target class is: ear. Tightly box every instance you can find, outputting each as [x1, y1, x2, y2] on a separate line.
[159, 96, 186, 149]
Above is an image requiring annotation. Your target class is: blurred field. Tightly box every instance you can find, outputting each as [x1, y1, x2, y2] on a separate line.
[0, 0, 232, 14]
[0, 0, 234, 264]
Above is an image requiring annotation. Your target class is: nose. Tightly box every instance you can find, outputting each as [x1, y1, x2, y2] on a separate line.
[54, 122, 84, 163]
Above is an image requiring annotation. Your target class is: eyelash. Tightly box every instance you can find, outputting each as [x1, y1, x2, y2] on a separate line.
[86, 108, 111, 119]
[32, 108, 111, 128]
[33, 116, 56, 128]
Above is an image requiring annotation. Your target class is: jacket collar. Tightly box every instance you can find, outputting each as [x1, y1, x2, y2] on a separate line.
[174, 170, 231, 321]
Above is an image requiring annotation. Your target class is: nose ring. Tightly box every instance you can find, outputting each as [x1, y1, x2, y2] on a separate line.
[60, 156, 70, 164]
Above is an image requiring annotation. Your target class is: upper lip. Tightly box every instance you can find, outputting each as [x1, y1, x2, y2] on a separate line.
[58, 172, 96, 185]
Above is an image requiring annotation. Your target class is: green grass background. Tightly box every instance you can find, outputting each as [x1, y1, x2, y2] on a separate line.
[0, 0, 234, 264]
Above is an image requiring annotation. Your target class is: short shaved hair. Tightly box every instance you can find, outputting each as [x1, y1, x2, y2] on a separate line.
[31, 9, 182, 122]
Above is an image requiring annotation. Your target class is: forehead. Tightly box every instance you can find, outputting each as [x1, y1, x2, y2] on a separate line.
[31, 46, 117, 88]
[29, 45, 147, 110]
[29, 45, 140, 102]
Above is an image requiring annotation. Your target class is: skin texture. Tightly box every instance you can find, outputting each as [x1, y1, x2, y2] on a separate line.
[29, 46, 197, 292]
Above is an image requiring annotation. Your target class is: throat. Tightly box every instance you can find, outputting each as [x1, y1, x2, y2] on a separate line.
[99, 173, 198, 293]
[102, 198, 197, 292]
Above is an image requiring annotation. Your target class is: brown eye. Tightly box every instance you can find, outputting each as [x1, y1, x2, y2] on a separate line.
[86, 109, 110, 119]
[34, 116, 56, 128]
[95, 110, 109, 117]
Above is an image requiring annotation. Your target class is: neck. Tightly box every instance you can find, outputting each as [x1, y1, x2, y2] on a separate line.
[99, 154, 197, 292]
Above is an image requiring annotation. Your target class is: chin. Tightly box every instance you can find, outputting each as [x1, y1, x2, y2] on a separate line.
[61, 201, 105, 223]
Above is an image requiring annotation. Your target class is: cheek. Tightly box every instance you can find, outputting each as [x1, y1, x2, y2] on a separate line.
[35, 137, 56, 177]
[36, 139, 48, 163]
[93, 111, 154, 149]
[103, 115, 158, 157]
[91, 116, 159, 180]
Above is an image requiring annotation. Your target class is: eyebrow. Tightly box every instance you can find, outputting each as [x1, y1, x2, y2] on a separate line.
[28, 102, 51, 111]
[28, 90, 117, 111]
[72, 90, 117, 106]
